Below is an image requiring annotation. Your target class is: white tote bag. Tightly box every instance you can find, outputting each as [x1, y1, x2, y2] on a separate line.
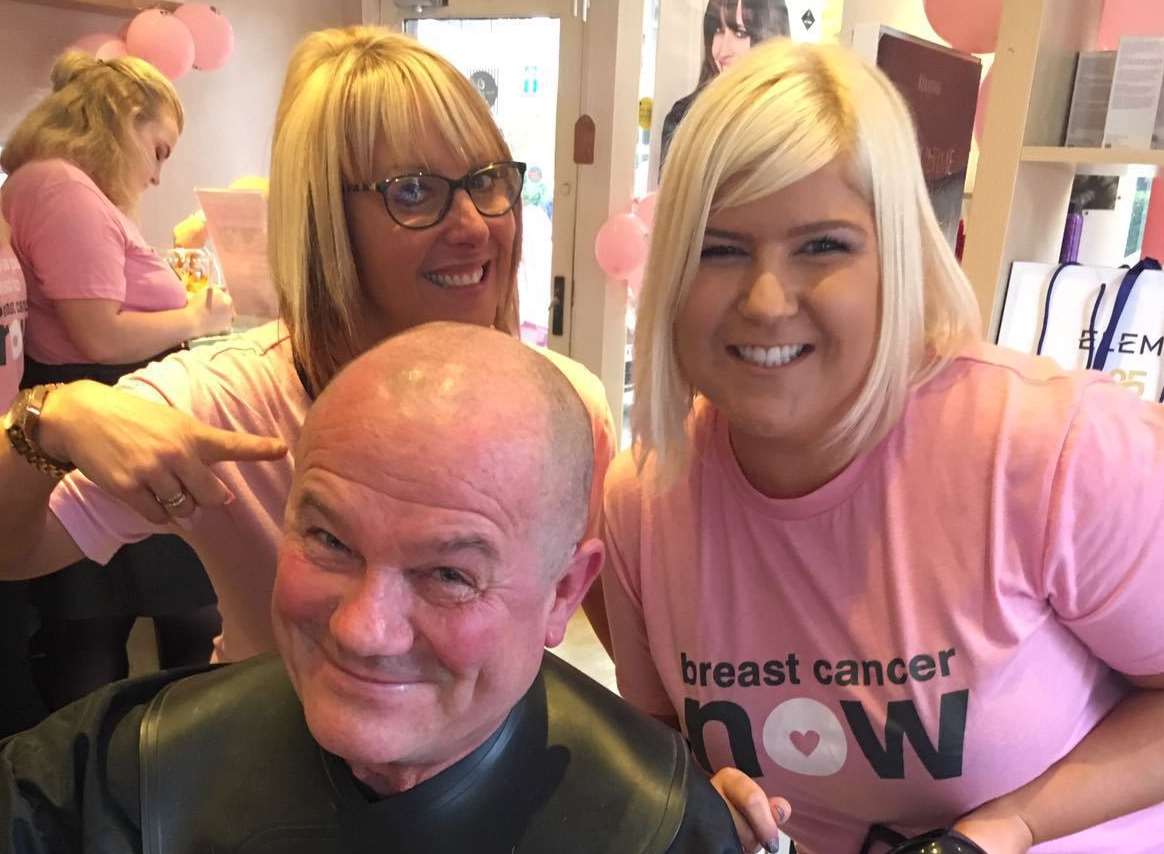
[996, 258, 1164, 402]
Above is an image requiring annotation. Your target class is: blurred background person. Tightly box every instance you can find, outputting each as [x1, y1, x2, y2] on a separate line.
[660, 0, 790, 169]
[0, 51, 232, 714]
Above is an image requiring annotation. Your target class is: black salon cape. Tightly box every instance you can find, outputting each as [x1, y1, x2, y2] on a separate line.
[1, 653, 739, 853]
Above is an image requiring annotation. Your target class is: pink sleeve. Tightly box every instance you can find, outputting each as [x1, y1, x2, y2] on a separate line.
[1043, 381, 1164, 676]
[603, 452, 675, 717]
[9, 175, 128, 302]
[48, 353, 211, 564]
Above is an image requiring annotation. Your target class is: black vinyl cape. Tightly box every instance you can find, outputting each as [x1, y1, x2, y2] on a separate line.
[1, 654, 740, 854]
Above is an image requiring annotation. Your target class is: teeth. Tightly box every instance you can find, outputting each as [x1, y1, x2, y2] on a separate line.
[425, 266, 486, 288]
[735, 344, 807, 368]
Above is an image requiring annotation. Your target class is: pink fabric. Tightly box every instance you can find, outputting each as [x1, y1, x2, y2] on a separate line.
[604, 345, 1164, 853]
[49, 321, 616, 662]
[0, 159, 187, 364]
[0, 244, 27, 409]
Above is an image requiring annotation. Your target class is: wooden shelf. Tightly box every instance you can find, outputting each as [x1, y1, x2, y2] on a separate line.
[10, 0, 179, 15]
[1021, 146, 1164, 167]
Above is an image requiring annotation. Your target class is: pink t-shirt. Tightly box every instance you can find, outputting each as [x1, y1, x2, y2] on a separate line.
[50, 321, 616, 662]
[1, 158, 187, 365]
[0, 243, 27, 409]
[604, 345, 1164, 853]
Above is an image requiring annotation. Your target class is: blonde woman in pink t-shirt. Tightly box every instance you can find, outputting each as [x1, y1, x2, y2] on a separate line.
[0, 29, 615, 669]
[605, 39, 1164, 854]
[0, 52, 234, 712]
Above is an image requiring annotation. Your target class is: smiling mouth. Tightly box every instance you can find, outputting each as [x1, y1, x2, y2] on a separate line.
[423, 262, 489, 289]
[729, 343, 813, 368]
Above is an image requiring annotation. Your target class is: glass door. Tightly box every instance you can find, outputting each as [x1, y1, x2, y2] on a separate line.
[380, 0, 584, 354]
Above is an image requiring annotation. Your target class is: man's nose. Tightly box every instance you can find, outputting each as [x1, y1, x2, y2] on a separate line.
[328, 571, 415, 658]
[739, 270, 797, 321]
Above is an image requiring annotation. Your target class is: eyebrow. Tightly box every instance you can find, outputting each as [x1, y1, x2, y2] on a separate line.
[704, 219, 867, 242]
[296, 492, 500, 561]
[296, 493, 343, 528]
[432, 535, 499, 562]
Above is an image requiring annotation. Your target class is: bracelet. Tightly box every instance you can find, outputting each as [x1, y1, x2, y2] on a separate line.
[3, 385, 76, 480]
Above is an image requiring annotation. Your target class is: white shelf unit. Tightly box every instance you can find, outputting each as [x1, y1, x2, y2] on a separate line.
[962, 0, 1161, 337]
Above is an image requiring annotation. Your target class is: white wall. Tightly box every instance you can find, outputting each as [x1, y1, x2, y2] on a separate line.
[0, 0, 363, 246]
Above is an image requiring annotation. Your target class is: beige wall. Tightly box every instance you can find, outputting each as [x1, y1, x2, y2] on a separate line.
[0, 0, 364, 245]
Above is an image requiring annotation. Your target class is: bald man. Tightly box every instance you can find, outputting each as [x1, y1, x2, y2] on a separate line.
[0, 323, 740, 854]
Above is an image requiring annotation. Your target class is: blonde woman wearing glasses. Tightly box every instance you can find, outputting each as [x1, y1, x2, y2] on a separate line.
[0, 27, 614, 666]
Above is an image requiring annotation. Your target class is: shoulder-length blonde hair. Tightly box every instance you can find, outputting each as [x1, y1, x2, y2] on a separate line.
[0, 50, 183, 211]
[635, 39, 980, 485]
[269, 26, 521, 395]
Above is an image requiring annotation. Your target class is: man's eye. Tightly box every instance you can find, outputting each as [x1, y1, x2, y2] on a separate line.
[308, 527, 351, 555]
[435, 567, 473, 588]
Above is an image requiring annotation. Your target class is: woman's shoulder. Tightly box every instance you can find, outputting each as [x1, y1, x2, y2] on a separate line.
[913, 342, 1150, 455]
[4, 158, 100, 196]
[117, 321, 305, 421]
[2, 158, 112, 231]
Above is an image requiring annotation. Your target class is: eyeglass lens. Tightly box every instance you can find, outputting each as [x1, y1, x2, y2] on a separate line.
[383, 163, 523, 228]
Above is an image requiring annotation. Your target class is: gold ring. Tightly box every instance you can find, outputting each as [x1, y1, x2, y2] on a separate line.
[155, 491, 189, 510]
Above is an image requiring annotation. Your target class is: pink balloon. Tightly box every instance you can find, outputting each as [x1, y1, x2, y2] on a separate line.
[71, 32, 120, 54]
[634, 192, 659, 229]
[1098, 0, 1164, 50]
[595, 212, 649, 280]
[924, 0, 1003, 54]
[973, 67, 992, 143]
[96, 39, 127, 61]
[175, 4, 234, 71]
[126, 9, 195, 81]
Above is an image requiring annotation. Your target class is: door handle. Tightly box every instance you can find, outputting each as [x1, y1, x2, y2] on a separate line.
[550, 275, 566, 336]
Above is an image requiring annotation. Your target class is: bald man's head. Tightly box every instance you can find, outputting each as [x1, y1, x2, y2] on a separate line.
[297, 322, 594, 573]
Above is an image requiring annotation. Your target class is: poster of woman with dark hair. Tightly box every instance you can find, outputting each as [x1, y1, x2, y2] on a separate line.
[659, 0, 791, 168]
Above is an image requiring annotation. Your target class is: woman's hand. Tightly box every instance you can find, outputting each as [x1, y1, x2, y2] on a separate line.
[37, 381, 287, 524]
[186, 286, 235, 338]
[709, 767, 792, 853]
[951, 810, 1034, 854]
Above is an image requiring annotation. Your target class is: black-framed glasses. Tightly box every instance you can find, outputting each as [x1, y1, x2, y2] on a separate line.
[343, 161, 526, 230]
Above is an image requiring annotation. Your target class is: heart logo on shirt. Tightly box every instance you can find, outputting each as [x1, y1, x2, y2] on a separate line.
[789, 730, 820, 756]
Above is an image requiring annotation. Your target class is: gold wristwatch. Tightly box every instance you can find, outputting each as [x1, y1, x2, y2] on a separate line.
[3, 384, 75, 480]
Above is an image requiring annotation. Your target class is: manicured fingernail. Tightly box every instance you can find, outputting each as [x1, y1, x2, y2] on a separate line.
[776, 803, 789, 823]
[223, 491, 236, 505]
[764, 840, 779, 853]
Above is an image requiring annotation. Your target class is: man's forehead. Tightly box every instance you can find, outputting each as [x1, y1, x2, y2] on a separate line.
[294, 475, 511, 552]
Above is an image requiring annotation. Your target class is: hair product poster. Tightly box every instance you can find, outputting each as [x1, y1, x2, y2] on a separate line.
[649, 1, 834, 181]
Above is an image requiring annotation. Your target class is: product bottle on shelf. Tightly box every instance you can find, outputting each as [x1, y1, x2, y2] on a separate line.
[1059, 204, 1083, 263]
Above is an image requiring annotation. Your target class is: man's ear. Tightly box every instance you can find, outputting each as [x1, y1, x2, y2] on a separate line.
[543, 538, 604, 648]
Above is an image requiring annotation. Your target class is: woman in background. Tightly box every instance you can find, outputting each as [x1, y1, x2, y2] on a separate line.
[660, 0, 790, 167]
[0, 52, 232, 711]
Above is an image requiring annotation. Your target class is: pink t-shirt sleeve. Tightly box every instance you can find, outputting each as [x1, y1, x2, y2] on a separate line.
[603, 451, 675, 717]
[48, 352, 211, 563]
[1043, 380, 1164, 676]
[7, 171, 128, 302]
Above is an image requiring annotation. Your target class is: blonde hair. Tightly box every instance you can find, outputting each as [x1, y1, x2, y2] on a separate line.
[635, 39, 980, 485]
[269, 26, 521, 395]
[0, 50, 183, 210]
